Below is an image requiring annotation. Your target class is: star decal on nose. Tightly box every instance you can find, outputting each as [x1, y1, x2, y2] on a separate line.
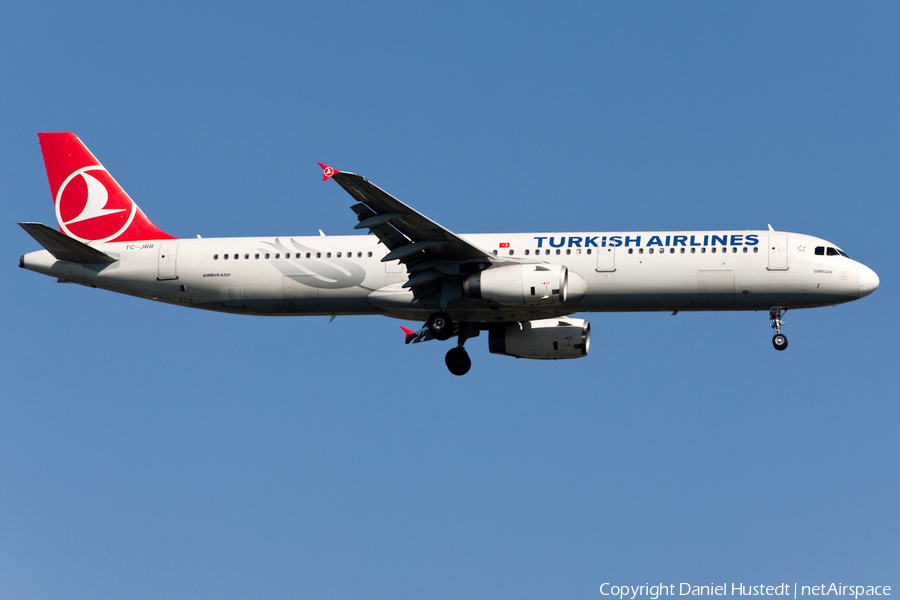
[797, 245, 807, 252]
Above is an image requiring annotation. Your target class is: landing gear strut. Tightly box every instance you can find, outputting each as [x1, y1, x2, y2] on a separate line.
[445, 322, 479, 376]
[770, 306, 788, 351]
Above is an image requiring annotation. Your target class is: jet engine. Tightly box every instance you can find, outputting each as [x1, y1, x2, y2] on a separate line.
[464, 264, 568, 306]
[489, 317, 590, 360]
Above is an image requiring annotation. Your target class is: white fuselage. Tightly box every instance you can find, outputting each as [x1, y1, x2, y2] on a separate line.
[20, 229, 874, 322]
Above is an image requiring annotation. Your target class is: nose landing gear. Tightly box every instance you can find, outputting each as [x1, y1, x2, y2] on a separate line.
[770, 306, 788, 351]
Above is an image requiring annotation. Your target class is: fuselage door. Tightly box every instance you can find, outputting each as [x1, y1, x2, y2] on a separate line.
[596, 247, 615, 272]
[768, 235, 788, 270]
[158, 242, 179, 280]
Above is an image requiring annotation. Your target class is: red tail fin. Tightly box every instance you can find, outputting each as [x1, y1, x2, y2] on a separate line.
[38, 133, 175, 243]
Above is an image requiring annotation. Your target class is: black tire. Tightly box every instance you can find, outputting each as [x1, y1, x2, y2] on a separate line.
[772, 333, 788, 351]
[445, 347, 471, 376]
[427, 311, 454, 341]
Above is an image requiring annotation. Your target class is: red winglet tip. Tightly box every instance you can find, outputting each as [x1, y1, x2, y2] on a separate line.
[400, 326, 416, 344]
[317, 162, 339, 181]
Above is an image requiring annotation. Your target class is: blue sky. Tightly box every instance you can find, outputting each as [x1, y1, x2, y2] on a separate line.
[1, 2, 897, 598]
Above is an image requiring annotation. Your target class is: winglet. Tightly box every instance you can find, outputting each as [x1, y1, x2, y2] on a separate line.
[400, 326, 417, 344]
[317, 163, 339, 181]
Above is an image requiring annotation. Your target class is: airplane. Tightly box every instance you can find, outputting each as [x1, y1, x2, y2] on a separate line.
[20, 133, 879, 375]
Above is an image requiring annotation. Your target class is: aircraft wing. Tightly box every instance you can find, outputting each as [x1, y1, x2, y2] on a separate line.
[324, 167, 489, 261]
[320, 164, 510, 298]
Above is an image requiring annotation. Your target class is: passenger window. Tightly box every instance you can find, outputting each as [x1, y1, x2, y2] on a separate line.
[337, 252, 341, 258]
[265, 253, 270, 259]
[691, 248, 696, 254]
[815, 246, 825, 255]
[316, 252, 321, 258]
[358, 252, 362, 257]
[827, 247, 839, 256]
[701, 248, 706, 253]
[753, 248, 759, 253]
[742, 248, 747, 253]
[586, 249, 592, 255]
[509, 250, 514, 256]
[306, 253, 311, 258]
[525, 249, 530, 256]
[732, 247, 737, 253]
[214, 254, 219, 260]
[576, 249, 582, 255]
[255, 253, 259, 259]
[566, 249, 571, 255]
[493, 250, 498, 256]
[628, 248, 634, 254]
[711, 248, 716, 253]
[648, 248, 654, 254]
[244, 254, 249, 259]
[681, 248, 685, 254]
[275, 253, 280, 259]
[556, 249, 561, 255]
[367, 251, 372, 257]
[638, 248, 644, 254]
[545, 249, 550, 255]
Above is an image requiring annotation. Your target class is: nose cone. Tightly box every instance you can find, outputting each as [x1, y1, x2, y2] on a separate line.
[859, 265, 879, 298]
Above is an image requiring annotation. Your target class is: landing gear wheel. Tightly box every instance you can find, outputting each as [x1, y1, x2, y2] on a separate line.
[445, 347, 471, 376]
[772, 334, 788, 351]
[427, 311, 454, 341]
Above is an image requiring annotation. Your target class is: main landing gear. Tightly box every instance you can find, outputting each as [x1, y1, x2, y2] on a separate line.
[770, 306, 788, 351]
[425, 311, 477, 376]
[426, 311, 454, 341]
[445, 347, 471, 376]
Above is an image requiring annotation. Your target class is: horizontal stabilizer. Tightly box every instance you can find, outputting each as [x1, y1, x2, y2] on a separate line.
[19, 222, 118, 264]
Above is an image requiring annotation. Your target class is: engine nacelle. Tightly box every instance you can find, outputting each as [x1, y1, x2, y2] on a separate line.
[464, 264, 568, 306]
[489, 318, 590, 360]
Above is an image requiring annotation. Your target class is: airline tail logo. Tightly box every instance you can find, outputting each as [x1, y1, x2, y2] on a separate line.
[39, 132, 175, 243]
[56, 166, 135, 243]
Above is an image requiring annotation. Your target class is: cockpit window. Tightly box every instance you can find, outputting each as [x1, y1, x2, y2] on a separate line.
[827, 247, 839, 256]
[815, 247, 825, 255]
[837, 249, 849, 258]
